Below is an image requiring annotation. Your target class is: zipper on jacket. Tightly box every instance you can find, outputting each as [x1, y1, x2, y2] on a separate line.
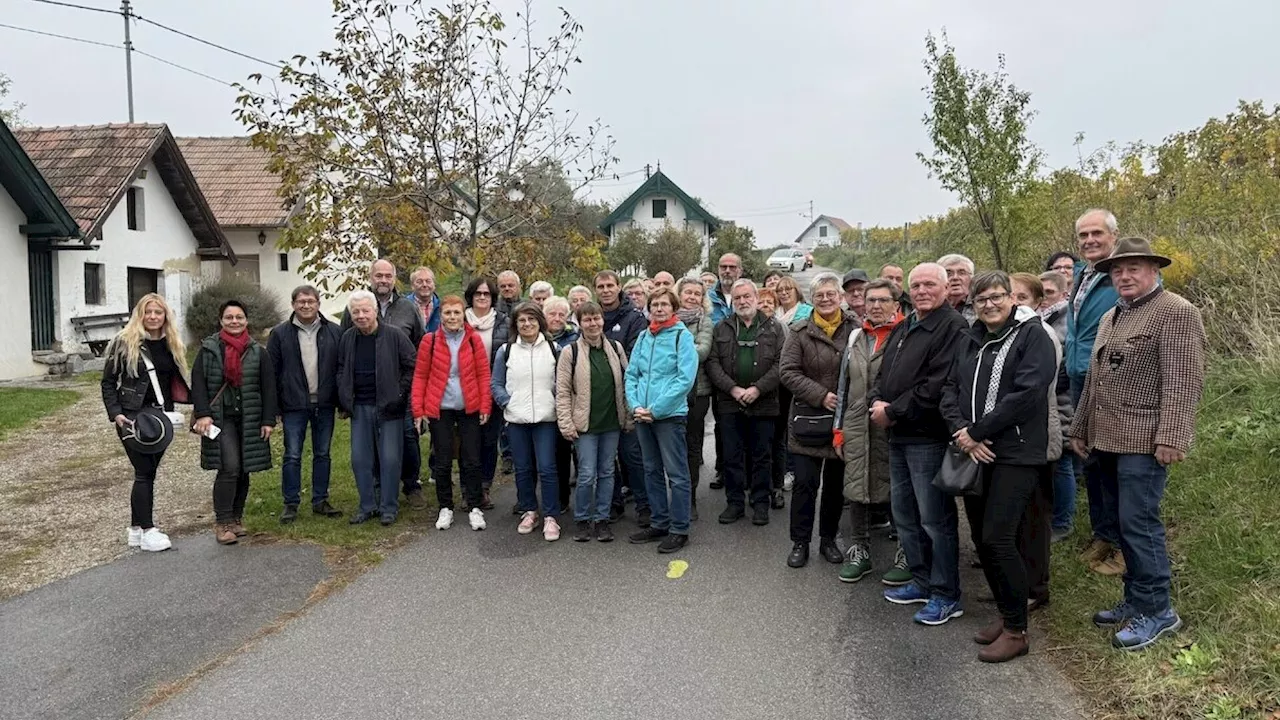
[643, 333, 656, 408]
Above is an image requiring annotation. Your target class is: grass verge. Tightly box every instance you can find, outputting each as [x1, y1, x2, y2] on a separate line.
[0, 386, 80, 441]
[1045, 360, 1280, 720]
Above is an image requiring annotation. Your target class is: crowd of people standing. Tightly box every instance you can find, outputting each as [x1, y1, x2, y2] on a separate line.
[100, 207, 1206, 662]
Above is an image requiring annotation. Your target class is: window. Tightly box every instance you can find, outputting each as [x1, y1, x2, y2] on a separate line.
[84, 263, 106, 305]
[126, 187, 145, 231]
[278, 253, 289, 272]
[818, 225, 828, 238]
[127, 267, 159, 310]
[652, 198, 667, 219]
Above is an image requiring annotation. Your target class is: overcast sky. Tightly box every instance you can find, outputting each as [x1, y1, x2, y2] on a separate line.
[3, 0, 1278, 246]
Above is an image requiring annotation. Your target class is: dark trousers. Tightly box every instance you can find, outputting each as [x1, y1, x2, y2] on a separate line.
[773, 388, 792, 489]
[965, 465, 1053, 603]
[480, 414, 502, 489]
[612, 430, 650, 512]
[686, 394, 711, 492]
[555, 434, 574, 511]
[281, 406, 335, 507]
[711, 401, 724, 478]
[1070, 375, 1119, 544]
[125, 446, 163, 529]
[428, 409, 484, 511]
[720, 412, 774, 508]
[212, 415, 251, 524]
[963, 464, 1042, 631]
[789, 454, 844, 543]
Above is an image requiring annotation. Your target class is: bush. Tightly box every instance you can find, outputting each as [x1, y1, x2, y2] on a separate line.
[185, 277, 285, 341]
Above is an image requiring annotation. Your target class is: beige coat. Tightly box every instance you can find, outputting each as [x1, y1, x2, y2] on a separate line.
[839, 329, 892, 504]
[555, 336, 633, 437]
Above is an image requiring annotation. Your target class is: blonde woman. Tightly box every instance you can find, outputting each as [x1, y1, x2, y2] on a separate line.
[101, 293, 191, 552]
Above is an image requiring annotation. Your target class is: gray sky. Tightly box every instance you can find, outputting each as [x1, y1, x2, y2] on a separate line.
[3, 0, 1278, 247]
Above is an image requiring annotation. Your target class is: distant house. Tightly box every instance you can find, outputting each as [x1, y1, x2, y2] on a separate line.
[793, 214, 854, 250]
[14, 123, 235, 359]
[598, 169, 721, 268]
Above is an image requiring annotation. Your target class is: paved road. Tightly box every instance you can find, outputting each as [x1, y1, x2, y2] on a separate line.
[147, 432, 1084, 720]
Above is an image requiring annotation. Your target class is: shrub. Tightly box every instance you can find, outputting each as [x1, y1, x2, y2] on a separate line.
[185, 277, 285, 341]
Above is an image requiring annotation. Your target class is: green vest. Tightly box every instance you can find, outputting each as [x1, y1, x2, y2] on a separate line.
[198, 334, 272, 473]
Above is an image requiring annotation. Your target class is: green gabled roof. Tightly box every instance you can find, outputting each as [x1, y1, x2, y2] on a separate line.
[0, 118, 80, 240]
[598, 170, 721, 234]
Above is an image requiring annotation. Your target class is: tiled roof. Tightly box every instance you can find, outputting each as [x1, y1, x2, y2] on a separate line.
[824, 215, 855, 233]
[791, 214, 856, 245]
[12, 123, 166, 235]
[176, 136, 291, 227]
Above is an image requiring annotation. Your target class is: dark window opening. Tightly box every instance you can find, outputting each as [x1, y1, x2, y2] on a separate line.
[126, 187, 145, 230]
[84, 262, 106, 305]
[127, 266, 159, 311]
[818, 225, 828, 238]
[278, 253, 289, 272]
[652, 199, 667, 219]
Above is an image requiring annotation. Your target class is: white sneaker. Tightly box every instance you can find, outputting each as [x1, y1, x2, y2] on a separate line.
[783, 472, 795, 492]
[127, 526, 143, 547]
[517, 511, 539, 534]
[435, 508, 454, 530]
[139, 527, 172, 552]
[468, 508, 486, 531]
[543, 516, 561, 542]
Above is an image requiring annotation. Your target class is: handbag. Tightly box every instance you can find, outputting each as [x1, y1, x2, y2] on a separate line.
[932, 442, 984, 496]
[791, 401, 836, 447]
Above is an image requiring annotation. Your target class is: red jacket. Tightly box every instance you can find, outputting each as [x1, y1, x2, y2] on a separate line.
[411, 325, 492, 420]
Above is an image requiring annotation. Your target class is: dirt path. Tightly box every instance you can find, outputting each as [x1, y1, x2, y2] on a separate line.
[0, 379, 213, 599]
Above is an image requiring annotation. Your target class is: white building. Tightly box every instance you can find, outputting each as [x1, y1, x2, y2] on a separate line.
[793, 214, 854, 250]
[13, 123, 235, 361]
[598, 169, 721, 269]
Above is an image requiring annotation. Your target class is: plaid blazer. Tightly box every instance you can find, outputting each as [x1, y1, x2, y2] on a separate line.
[1069, 289, 1206, 454]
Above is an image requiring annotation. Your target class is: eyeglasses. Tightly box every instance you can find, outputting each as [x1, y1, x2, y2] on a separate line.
[813, 291, 840, 301]
[473, 290, 491, 297]
[973, 292, 1010, 307]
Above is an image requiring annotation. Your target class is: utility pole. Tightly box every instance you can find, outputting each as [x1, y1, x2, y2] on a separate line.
[644, 163, 651, 179]
[122, 0, 135, 121]
[808, 200, 814, 223]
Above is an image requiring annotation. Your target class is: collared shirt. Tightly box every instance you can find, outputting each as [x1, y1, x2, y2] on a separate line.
[734, 315, 761, 385]
[292, 315, 322, 402]
[1074, 267, 1104, 316]
[1115, 284, 1163, 316]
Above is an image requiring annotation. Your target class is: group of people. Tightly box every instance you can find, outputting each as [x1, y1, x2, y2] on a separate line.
[100, 207, 1205, 662]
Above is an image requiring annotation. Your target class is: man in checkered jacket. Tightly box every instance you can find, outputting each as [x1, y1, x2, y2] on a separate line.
[1069, 236, 1206, 653]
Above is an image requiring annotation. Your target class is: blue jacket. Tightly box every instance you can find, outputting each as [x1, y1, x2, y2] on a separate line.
[405, 292, 442, 333]
[1064, 262, 1118, 381]
[709, 282, 732, 324]
[625, 322, 699, 420]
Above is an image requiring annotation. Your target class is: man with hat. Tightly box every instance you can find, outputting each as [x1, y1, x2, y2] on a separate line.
[842, 268, 869, 321]
[1069, 237, 1205, 652]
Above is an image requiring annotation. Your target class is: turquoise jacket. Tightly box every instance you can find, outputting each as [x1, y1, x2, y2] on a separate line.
[624, 322, 699, 420]
[1064, 261, 1118, 381]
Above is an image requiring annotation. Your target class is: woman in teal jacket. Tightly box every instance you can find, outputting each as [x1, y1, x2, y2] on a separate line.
[624, 287, 699, 553]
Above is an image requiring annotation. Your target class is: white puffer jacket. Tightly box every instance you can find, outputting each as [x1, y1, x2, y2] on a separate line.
[492, 333, 559, 425]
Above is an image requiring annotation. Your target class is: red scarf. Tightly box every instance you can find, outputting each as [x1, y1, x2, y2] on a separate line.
[648, 314, 680, 335]
[219, 329, 251, 387]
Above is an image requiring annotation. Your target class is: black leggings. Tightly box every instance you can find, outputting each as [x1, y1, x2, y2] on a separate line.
[213, 415, 252, 524]
[125, 446, 163, 529]
[964, 464, 1042, 631]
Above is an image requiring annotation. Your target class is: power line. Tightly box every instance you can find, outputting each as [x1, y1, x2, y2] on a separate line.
[0, 20, 119, 49]
[132, 13, 285, 70]
[132, 48, 232, 86]
[25, 0, 119, 15]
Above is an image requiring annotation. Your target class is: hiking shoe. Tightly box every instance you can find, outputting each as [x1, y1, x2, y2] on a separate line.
[468, 508, 486, 531]
[718, 504, 745, 524]
[751, 503, 770, 526]
[914, 596, 964, 626]
[1092, 549, 1127, 576]
[839, 544, 872, 583]
[978, 630, 1029, 663]
[139, 527, 171, 552]
[782, 471, 794, 491]
[312, 500, 343, 518]
[1093, 600, 1138, 627]
[543, 516, 561, 541]
[231, 520, 247, 537]
[215, 524, 238, 545]
[280, 504, 299, 524]
[637, 507, 652, 529]
[882, 546, 912, 586]
[573, 520, 593, 542]
[595, 521, 614, 542]
[435, 507, 455, 530]
[787, 542, 810, 568]
[1113, 610, 1182, 651]
[518, 511, 540, 534]
[629, 527, 668, 544]
[973, 618, 1005, 645]
[1079, 538, 1113, 565]
[884, 582, 930, 605]
[127, 526, 143, 547]
[657, 533, 688, 554]
[819, 538, 843, 564]
[404, 490, 427, 510]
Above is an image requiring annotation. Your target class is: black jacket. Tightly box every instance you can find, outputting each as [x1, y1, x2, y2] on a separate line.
[870, 303, 969, 444]
[940, 307, 1057, 466]
[267, 313, 343, 412]
[340, 291, 425, 348]
[603, 297, 648, 355]
[100, 340, 190, 421]
[705, 314, 784, 417]
[336, 324, 418, 420]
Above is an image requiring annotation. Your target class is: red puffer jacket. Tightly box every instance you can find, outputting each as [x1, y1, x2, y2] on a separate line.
[411, 325, 492, 419]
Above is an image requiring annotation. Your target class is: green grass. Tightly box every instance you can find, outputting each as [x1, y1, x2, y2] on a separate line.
[0, 386, 80, 441]
[1045, 360, 1280, 720]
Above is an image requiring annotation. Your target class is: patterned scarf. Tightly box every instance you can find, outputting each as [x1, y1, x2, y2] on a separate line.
[677, 308, 703, 326]
[812, 309, 843, 338]
[219, 329, 250, 387]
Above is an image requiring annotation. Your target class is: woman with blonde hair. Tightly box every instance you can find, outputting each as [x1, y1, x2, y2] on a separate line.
[774, 275, 813, 326]
[101, 293, 190, 552]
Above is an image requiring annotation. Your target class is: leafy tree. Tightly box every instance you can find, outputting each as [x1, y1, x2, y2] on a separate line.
[709, 223, 766, 279]
[645, 224, 704, 277]
[234, 0, 616, 291]
[918, 31, 1040, 270]
[0, 73, 24, 126]
[605, 226, 648, 277]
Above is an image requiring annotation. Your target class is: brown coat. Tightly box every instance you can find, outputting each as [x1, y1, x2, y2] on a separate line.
[1069, 289, 1206, 454]
[555, 336, 633, 437]
[780, 314, 857, 459]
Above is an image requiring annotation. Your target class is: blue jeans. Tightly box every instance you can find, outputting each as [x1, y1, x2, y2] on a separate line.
[573, 431, 620, 523]
[1051, 454, 1076, 531]
[1070, 375, 1119, 544]
[889, 441, 960, 600]
[636, 417, 692, 535]
[1094, 451, 1172, 615]
[350, 404, 402, 517]
[613, 429, 650, 512]
[508, 422, 560, 518]
[281, 407, 336, 507]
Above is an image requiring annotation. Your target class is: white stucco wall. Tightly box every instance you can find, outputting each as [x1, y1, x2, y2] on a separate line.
[219, 229, 350, 320]
[54, 161, 206, 353]
[796, 219, 842, 250]
[0, 186, 40, 380]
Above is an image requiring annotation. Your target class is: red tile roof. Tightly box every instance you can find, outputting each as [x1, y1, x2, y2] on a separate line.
[176, 136, 291, 227]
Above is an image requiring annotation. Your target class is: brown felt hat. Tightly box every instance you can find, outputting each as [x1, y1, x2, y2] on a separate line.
[1095, 236, 1172, 273]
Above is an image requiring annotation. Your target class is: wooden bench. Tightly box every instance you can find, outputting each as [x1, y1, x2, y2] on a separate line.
[71, 312, 131, 334]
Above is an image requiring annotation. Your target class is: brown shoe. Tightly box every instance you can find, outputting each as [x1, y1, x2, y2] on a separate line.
[231, 519, 247, 537]
[978, 629, 1029, 663]
[215, 524, 238, 545]
[973, 618, 1004, 645]
[1079, 538, 1112, 565]
[1092, 549, 1127, 576]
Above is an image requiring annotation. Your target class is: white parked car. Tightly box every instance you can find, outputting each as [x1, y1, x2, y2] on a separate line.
[767, 248, 808, 272]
